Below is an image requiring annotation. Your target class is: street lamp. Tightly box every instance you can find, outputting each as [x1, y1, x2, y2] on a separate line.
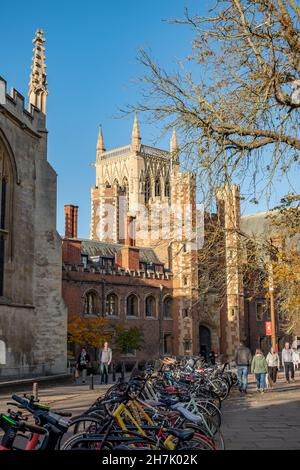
[268, 242, 277, 352]
[159, 284, 164, 357]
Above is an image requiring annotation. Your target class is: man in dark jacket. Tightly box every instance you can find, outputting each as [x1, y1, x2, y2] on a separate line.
[76, 347, 90, 384]
[235, 341, 252, 394]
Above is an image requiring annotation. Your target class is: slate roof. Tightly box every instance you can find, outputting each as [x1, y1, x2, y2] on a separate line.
[79, 239, 163, 265]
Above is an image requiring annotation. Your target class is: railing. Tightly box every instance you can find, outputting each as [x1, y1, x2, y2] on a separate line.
[99, 145, 131, 159]
[140, 145, 170, 159]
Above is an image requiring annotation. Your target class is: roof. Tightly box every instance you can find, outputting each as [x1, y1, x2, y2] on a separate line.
[79, 239, 163, 265]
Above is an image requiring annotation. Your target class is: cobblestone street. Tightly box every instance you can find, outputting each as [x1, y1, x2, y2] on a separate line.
[1, 372, 300, 450]
[222, 373, 300, 450]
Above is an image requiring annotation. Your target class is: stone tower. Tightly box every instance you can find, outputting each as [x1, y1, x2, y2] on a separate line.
[0, 30, 67, 377]
[216, 185, 245, 360]
[90, 116, 200, 355]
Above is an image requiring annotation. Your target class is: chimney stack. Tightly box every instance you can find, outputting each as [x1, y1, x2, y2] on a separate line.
[125, 215, 136, 247]
[64, 205, 78, 239]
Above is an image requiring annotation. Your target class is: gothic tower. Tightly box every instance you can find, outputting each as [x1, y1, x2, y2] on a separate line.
[90, 116, 200, 355]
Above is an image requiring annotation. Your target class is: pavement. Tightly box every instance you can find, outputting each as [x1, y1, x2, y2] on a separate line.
[222, 371, 300, 450]
[0, 378, 112, 417]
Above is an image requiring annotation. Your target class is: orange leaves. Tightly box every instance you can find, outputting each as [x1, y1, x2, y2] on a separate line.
[68, 315, 112, 349]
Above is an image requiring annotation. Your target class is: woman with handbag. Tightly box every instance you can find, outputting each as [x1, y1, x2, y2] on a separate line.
[76, 347, 90, 384]
[266, 346, 280, 386]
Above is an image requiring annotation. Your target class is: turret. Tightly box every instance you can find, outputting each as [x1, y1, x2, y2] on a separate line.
[170, 127, 179, 163]
[28, 29, 48, 114]
[96, 126, 106, 159]
[131, 112, 141, 152]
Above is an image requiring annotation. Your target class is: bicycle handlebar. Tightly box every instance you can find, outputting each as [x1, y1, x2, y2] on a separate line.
[20, 421, 47, 435]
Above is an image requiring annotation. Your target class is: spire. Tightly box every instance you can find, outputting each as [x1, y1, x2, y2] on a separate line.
[131, 112, 141, 151]
[96, 125, 106, 156]
[170, 127, 179, 162]
[28, 29, 48, 114]
[170, 127, 178, 153]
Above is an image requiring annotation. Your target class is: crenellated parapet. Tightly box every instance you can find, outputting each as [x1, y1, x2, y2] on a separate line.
[62, 262, 173, 280]
[0, 77, 46, 134]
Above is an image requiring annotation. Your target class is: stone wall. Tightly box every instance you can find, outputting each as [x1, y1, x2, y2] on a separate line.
[0, 79, 67, 378]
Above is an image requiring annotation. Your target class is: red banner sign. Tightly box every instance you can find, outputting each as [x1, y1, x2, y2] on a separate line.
[265, 322, 272, 336]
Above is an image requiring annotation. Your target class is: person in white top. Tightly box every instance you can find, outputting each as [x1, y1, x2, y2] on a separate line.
[292, 348, 300, 371]
[281, 342, 295, 383]
[266, 347, 280, 386]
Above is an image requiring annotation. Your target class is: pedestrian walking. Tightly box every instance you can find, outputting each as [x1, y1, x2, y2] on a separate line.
[281, 342, 295, 383]
[292, 348, 300, 371]
[76, 347, 90, 384]
[266, 347, 280, 386]
[98, 341, 112, 385]
[234, 341, 252, 394]
[251, 349, 268, 394]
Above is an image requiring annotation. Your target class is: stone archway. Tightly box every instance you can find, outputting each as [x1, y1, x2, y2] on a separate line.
[199, 325, 211, 360]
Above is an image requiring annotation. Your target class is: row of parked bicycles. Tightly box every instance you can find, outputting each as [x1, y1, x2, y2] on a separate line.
[0, 357, 238, 451]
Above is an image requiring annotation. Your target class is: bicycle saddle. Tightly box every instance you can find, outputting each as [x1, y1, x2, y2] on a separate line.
[170, 403, 202, 424]
[167, 428, 194, 441]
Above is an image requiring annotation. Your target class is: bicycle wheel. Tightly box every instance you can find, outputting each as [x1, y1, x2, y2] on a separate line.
[57, 417, 105, 449]
[194, 400, 222, 428]
[178, 434, 215, 451]
[60, 432, 110, 450]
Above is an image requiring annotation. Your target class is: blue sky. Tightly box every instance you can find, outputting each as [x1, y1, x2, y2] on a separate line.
[0, 0, 298, 237]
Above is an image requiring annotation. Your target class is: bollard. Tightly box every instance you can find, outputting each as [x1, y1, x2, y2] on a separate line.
[90, 374, 94, 390]
[112, 363, 116, 382]
[121, 361, 125, 382]
[33, 382, 39, 401]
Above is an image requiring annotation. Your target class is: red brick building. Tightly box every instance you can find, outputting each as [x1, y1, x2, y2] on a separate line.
[62, 205, 179, 362]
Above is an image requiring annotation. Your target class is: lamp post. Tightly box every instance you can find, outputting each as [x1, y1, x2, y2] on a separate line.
[268, 249, 277, 352]
[159, 284, 164, 357]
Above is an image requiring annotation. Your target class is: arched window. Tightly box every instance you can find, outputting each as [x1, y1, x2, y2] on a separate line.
[83, 291, 100, 315]
[0, 340, 6, 365]
[144, 177, 151, 203]
[106, 293, 118, 316]
[0, 137, 13, 297]
[145, 296, 156, 317]
[163, 297, 173, 319]
[165, 180, 170, 198]
[122, 177, 129, 194]
[155, 177, 161, 197]
[127, 294, 138, 317]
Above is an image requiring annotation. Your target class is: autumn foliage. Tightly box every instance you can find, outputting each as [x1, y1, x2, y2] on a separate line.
[68, 315, 112, 349]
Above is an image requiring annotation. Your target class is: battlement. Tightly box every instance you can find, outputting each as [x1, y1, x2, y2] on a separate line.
[95, 144, 172, 163]
[97, 144, 131, 160]
[140, 144, 170, 160]
[0, 77, 46, 133]
[62, 262, 173, 281]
